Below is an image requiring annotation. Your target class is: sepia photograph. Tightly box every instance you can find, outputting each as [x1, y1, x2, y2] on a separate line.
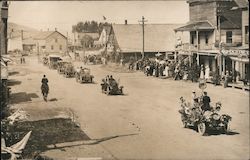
[0, 0, 249, 159]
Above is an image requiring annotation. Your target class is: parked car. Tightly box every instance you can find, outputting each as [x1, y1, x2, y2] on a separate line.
[48, 55, 62, 69]
[63, 63, 75, 78]
[57, 61, 68, 74]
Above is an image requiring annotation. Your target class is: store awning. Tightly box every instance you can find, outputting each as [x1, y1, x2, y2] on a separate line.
[175, 21, 215, 32]
[230, 57, 249, 63]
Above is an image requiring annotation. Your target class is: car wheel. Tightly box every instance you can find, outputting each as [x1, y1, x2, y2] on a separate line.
[197, 123, 206, 136]
[182, 120, 188, 128]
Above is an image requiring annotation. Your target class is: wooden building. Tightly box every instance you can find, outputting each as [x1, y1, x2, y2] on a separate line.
[175, 0, 248, 80]
[106, 23, 183, 62]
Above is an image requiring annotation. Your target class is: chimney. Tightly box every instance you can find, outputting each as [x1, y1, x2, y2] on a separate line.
[125, 20, 127, 25]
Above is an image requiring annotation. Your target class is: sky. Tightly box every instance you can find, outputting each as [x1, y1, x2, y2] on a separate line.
[8, 1, 189, 37]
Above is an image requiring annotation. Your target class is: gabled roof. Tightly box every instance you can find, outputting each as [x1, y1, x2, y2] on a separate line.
[33, 31, 67, 40]
[103, 26, 112, 35]
[111, 24, 183, 53]
[33, 31, 54, 40]
[220, 11, 242, 29]
[234, 0, 248, 8]
[175, 21, 215, 31]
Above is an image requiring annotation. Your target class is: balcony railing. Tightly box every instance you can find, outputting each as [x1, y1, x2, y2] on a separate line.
[176, 43, 215, 51]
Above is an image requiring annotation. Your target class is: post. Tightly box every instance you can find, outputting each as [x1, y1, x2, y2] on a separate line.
[232, 60, 235, 83]
[142, 16, 145, 59]
[196, 29, 199, 66]
[222, 56, 225, 75]
[174, 31, 177, 63]
[139, 16, 147, 59]
[218, 14, 222, 75]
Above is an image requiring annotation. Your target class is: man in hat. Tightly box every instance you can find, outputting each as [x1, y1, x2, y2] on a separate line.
[201, 91, 211, 112]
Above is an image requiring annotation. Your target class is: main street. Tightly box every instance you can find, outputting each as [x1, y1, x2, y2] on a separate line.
[9, 56, 249, 160]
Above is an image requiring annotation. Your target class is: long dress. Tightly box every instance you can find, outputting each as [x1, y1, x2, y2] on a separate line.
[200, 67, 204, 79]
[165, 66, 169, 77]
[205, 66, 210, 80]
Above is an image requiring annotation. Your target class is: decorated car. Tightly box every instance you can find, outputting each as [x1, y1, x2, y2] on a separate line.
[178, 97, 232, 136]
[101, 77, 124, 95]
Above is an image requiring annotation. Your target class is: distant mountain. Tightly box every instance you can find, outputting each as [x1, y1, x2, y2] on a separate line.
[8, 22, 38, 32]
[8, 22, 39, 39]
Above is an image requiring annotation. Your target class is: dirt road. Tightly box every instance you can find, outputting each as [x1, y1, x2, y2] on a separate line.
[8, 56, 249, 160]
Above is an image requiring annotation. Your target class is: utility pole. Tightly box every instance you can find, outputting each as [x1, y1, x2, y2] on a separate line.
[0, 0, 9, 115]
[139, 16, 147, 59]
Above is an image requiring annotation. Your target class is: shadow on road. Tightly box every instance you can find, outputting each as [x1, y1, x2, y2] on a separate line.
[89, 133, 139, 145]
[10, 92, 39, 104]
[8, 79, 22, 86]
[48, 98, 58, 102]
[187, 126, 240, 136]
[9, 71, 20, 76]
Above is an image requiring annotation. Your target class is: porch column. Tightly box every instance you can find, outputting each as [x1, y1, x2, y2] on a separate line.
[242, 62, 245, 79]
[222, 56, 225, 75]
[196, 30, 199, 67]
[174, 31, 177, 62]
[197, 53, 200, 65]
[232, 60, 235, 83]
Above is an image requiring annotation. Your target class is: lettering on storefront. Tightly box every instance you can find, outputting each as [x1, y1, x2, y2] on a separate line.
[221, 49, 249, 57]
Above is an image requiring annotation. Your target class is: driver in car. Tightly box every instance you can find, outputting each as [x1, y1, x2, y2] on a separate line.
[201, 92, 211, 112]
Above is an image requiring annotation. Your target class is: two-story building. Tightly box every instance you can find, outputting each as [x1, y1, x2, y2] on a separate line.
[34, 30, 67, 56]
[175, 0, 245, 79]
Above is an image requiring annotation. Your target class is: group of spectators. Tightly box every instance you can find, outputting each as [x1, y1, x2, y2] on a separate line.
[127, 57, 201, 82]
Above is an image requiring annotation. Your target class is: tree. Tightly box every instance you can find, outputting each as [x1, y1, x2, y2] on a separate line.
[72, 21, 111, 33]
[80, 35, 94, 48]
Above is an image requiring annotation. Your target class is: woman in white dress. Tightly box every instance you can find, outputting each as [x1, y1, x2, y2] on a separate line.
[205, 65, 210, 80]
[200, 64, 204, 79]
[165, 64, 169, 77]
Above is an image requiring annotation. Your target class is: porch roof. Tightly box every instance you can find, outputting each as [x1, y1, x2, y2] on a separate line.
[174, 21, 215, 32]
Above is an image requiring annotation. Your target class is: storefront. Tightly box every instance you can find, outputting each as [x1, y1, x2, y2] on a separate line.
[222, 48, 249, 81]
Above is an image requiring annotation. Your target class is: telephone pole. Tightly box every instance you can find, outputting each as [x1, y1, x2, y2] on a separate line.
[139, 16, 147, 59]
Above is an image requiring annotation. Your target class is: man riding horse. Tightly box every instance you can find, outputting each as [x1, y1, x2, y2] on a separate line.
[41, 75, 49, 101]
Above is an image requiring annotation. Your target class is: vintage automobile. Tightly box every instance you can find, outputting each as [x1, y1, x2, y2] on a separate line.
[179, 98, 232, 136]
[101, 78, 124, 95]
[75, 68, 94, 83]
[57, 61, 68, 74]
[48, 55, 62, 69]
[42, 57, 48, 65]
[63, 63, 75, 78]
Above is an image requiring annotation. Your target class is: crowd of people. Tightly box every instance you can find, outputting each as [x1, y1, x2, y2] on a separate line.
[127, 57, 201, 82]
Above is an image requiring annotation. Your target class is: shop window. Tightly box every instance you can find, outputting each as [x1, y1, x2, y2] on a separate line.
[205, 33, 209, 44]
[191, 34, 195, 44]
[226, 31, 232, 43]
[245, 26, 249, 44]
